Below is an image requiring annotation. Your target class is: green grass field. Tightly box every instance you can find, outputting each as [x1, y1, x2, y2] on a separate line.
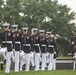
[57, 57, 72, 59]
[0, 70, 76, 75]
[0, 57, 76, 75]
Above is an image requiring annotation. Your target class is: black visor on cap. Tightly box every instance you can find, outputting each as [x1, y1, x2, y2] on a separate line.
[40, 32, 44, 34]
[4, 26, 8, 28]
[33, 30, 37, 32]
[13, 27, 17, 29]
[23, 30, 28, 31]
[48, 33, 50, 35]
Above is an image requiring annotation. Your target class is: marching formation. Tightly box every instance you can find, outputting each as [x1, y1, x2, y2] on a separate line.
[0, 22, 58, 73]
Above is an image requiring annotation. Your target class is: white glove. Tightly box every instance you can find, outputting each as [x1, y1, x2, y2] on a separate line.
[1, 47, 7, 53]
[12, 49, 15, 52]
[54, 51, 56, 54]
[73, 56, 76, 59]
[30, 52, 34, 58]
[38, 53, 41, 57]
[46, 52, 49, 56]
[3, 52, 7, 60]
[20, 50, 23, 52]
[20, 50, 25, 57]
[72, 41, 74, 45]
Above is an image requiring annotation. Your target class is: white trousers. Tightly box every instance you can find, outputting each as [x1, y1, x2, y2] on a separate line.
[52, 59, 56, 70]
[15, 51, 20, 72]
[48, 53, 54, 70]
[73, 59, 76, 70]
[30, 52, 35, 67]
[41, 53, 46, 70]
[11, 52, 15, 62]
[20, 55, 25, 70]
[34, 53, 40, 71]
[73, 53, 76, 70]
[25, 53, 31, 71]
[5, 52, 12, 73]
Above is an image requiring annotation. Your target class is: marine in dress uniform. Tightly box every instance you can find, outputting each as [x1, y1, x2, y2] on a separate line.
[39, 30, 47, 70]
[0, 22, 13, 73]
[51, 34, 57, 70]
[71, 36, 76, 70]
[46, 32, 56, 70]
[31, 28, 40, 71]
[12, 24, 22, 72]
[71, 36, 76, 58]
[20, 27, 31, 71]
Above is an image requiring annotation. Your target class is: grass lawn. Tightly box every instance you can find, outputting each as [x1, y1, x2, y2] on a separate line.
[57, 56, 72, 59]
[0, 70, 76, 75]
[0, 57, 75, 75]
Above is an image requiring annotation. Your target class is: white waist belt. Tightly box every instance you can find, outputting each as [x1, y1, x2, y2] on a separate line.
[15, 42, 21, 44]
[33, 44, 39, 46]
[23, 44, 31, 46]
[48, 45, 54, 47]
[41, 44, 46, 47]
[2, 41, 12, 44]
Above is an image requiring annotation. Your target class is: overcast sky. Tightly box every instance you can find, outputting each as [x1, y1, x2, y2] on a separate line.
[58, 0, 76, 13]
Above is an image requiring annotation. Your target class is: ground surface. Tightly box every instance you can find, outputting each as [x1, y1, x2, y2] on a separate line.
[0, 70, 76, 75]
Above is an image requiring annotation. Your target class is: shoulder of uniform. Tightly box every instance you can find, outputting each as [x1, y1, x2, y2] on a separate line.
[8, 30, 12, 33]
[31, 35, 34, 37]
[16, 31, 21, 34]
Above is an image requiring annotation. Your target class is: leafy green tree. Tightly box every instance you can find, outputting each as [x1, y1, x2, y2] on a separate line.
[0, 0, 4, 22]
[0, 0, 76, 56]
[20, 0, 76, 37]
[1, 0, 21, 25]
